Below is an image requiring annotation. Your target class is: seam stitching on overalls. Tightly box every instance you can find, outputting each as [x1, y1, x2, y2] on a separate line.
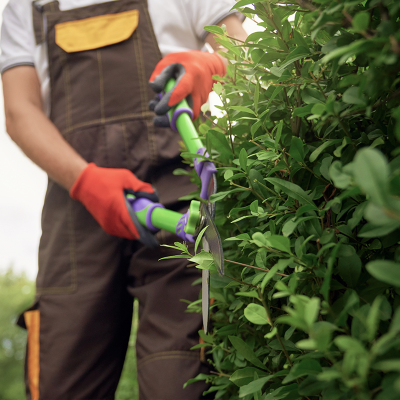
[146, 120, 158, 166]
[103, 124, 110, 167]
[36, 198, 77, 295]
[134, 27, 158, 166]
[137, 351, 199, 369]
[97, 50, 105, 123]
[121, 122, 130, 170]
[132, 28, 147, 115]
[69, 198, 78, 291]
[58, 46, 72, 134]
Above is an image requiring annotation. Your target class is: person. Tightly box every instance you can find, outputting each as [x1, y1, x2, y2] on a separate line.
[0, 0, 247, 399]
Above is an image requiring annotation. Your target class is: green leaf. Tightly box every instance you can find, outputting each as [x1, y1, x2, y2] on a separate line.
[293, 104, 314, 117]
[278, 46, 310, 71]
[353, 148, 389, 206]
[282, 216, 319, 237]
[244, 304, 270, 325]
[252, 232, 267, 247]
[265, 327, 278, 339]
[189, 251, 213, 269]
[352, 12, 370, 32]
[231, 0, 265, 9]
[366, 260, 400, 287]
[321, 39, 370, 64]
[301, 88, 326, 104]
[239, 148, 248, 172]
[309, 140, 342, 162]
[338, 254, 362, 288]
[266, 177, 316, 206]
[373, 359, 400, 372]
[199, 329, 214, 344]
[329, 160, 352, 189]
[282, 359, 322, 384]
[311, 103, 326, 116]
[275, 120, 283, 148]
[210, 188, 245, 202]
[183, 373, 208, 389]
[236, 290, 261, 300]
[229, 336, 268, 370]
[298, 376, 326, 396]
[208, 130, 233, 163]
[194, 225, 208, 254]
[265, 235, 291, 253]
[254, 79, 260, 114]
[293, 30, 309, 49]
[266, 86, 284, 110]
[230, 106, 257, 115]
[289, 137, 304, 163]
[230, 368, 268, 387]
[239, 376, 273, 397]
[342, 86, 367, 106]
[204, 25, 224, 35]
[260, 265, 279, 290]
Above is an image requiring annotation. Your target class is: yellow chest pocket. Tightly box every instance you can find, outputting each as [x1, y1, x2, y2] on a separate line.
[55, 9, 139, 53]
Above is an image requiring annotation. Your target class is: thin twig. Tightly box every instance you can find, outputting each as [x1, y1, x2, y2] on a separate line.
[210, 371, 232, 377]
[225, 274, 258, 288]
[224, 258, 289, 277]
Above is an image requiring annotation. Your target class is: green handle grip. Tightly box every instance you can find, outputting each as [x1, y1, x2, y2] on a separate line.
[134, 199, 201, 238]
[135, 207, 181, 233]
[165, 79, 203, 154]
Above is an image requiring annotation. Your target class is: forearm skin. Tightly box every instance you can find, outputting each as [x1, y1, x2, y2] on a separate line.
[2, 66, 87, 191]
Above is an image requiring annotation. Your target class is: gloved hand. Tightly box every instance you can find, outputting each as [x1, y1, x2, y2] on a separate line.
[149, 51, 226, 122]
[70, 163, 157, 240]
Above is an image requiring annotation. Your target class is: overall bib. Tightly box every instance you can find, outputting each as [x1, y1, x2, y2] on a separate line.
[21, 1, 209, 399]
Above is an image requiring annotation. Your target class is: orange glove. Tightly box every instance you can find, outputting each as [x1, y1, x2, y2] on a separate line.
[149, 51, 226, 120]
[70, 163, 157, 240]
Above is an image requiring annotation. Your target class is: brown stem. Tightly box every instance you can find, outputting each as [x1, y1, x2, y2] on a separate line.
[294, 0, 317, 12]
[210, 371, 232, 377]
[224, 258, 289, 277]
[202, 113, 226, 131]
[225, 34, 246, 43]
[225, 274, 258, 288]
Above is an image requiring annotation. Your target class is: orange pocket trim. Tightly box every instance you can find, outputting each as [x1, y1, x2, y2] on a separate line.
[55, 9, 139, 53]
[25, 310, 40, 400]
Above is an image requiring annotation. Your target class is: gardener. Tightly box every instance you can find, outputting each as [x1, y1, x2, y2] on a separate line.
[0, 0, 247, 399]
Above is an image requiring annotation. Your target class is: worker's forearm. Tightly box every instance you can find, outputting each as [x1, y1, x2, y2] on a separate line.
[5, 103, 87, 190]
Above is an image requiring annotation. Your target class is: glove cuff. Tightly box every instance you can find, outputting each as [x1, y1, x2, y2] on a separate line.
[70, 162, 96, 200]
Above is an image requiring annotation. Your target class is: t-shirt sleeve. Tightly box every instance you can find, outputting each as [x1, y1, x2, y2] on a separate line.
[183, 0, 245, 41]
[0, 0, 36, 74]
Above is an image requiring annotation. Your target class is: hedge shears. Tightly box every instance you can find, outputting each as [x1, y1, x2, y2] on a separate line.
[125, 79, 223, 333]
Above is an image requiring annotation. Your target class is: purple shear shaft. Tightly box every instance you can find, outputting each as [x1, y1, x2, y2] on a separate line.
[194, 147, 217, 200]
[176, 211, 194, 242]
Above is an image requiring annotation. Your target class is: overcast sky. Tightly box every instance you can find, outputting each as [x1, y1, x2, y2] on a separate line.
[0, 2, 260, 279]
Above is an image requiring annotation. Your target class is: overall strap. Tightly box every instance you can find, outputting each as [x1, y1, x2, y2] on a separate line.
[32, 1, 60, 45]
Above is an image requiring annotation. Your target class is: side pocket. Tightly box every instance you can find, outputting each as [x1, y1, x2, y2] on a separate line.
[18, 303, 40, 400]
[55, 9, 139, 53]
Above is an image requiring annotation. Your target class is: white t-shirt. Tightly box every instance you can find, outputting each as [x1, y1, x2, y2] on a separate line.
[0, 0, 240, 114]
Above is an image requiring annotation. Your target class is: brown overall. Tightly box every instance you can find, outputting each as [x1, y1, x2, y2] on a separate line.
[20, 1, 209, 399]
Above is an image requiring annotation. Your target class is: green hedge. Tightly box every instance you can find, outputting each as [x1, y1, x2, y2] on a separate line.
[171, 0, 400, 399]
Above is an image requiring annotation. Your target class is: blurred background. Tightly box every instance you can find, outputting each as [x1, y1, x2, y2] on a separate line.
[0, 1, 259, 397]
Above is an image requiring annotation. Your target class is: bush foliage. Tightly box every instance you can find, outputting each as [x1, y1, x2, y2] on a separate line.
[172, 0, 400, 399]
